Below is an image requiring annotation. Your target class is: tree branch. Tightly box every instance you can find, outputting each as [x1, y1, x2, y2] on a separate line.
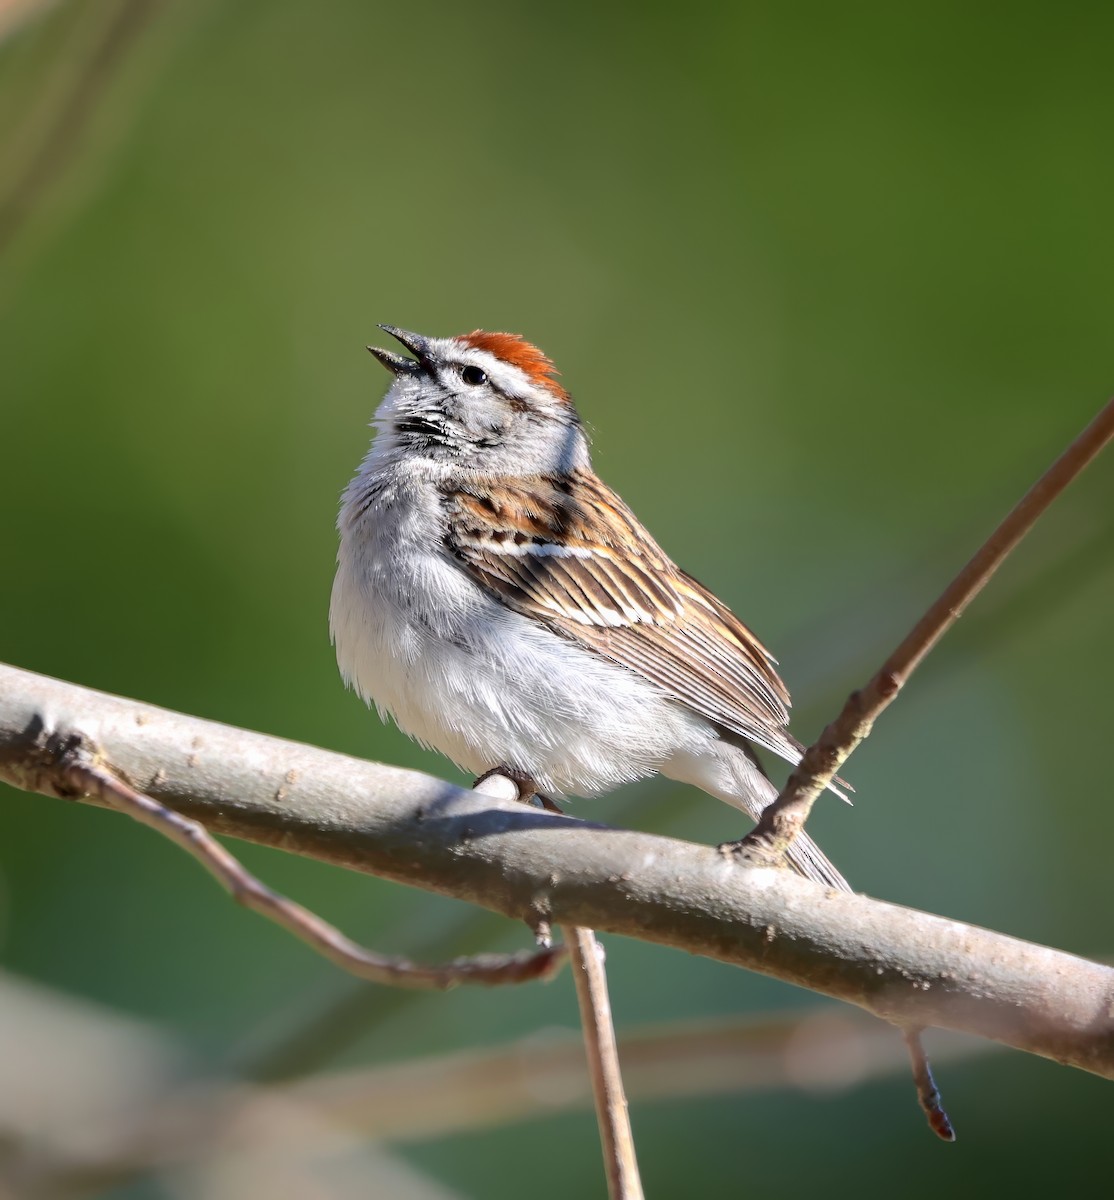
[2, 660, 1113, 1079]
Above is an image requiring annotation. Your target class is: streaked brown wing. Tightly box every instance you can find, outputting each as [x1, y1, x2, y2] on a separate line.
[443, 472, 795, 756]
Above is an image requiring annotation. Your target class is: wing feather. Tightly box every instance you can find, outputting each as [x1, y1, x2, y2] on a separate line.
[443, 472, 799, 758]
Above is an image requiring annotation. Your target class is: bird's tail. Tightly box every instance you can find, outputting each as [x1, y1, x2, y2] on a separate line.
[707, 732, 854, 893]
[781, 823, 851, 892]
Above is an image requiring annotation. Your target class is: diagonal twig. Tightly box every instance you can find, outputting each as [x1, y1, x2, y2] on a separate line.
[740, 394, 1114, 865]
[735, 395, 1114, 1141]
[51, 733, 567, 990]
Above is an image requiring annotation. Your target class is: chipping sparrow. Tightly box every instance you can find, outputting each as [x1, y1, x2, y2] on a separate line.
[330, 326, 849, 890]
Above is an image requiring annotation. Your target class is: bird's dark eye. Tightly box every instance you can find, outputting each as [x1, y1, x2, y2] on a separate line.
[460, 365, 488, 386]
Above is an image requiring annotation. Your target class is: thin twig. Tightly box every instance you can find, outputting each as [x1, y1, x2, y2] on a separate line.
[473, 773, 643, 1199]
[740, 394, 1114, 864]
[566, 927, 644, 1200]
[903, 1027, 956, 1142]
[54, 735, 566, 990]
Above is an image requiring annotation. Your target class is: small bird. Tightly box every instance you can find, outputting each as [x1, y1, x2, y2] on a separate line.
[330, 326, 849, 889]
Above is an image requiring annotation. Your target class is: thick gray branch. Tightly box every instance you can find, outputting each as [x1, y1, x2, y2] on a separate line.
[2, 661, 1112, 1079]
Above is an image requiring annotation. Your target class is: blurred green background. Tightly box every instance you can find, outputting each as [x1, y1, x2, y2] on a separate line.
[2, 0, 1112, 1195]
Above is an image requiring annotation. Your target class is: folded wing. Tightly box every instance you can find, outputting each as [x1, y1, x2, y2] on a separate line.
[442, 471, 802, 764]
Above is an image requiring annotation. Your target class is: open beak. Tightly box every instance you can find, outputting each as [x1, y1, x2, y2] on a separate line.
[367, 325, 431, 376]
